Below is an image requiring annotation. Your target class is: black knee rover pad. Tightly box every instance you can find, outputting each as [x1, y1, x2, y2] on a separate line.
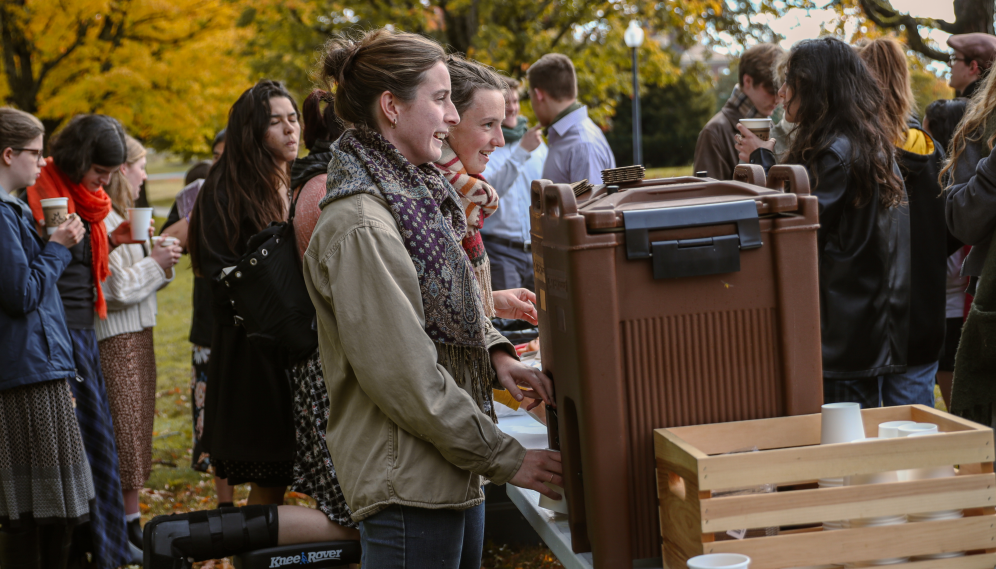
[232, 541, 361, 569]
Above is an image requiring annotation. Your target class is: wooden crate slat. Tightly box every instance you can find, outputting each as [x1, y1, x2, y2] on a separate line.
[703, 517, 996, 569]
[885, 554, 996, 569]
[699, 474, 996, 532]
[661, 414, 822, 454]
[910, 404, 991, 433]
[655, 429, 708, 482]
[693, 431, 993, 490]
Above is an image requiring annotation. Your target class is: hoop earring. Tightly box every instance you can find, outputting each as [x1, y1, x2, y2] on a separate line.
[390, 118, 397, 129]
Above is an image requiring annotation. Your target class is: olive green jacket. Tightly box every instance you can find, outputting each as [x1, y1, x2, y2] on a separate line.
[302, 191, 526, 522]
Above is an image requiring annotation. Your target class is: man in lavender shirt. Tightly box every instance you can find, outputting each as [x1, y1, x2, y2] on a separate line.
[528, 54, 615, 185]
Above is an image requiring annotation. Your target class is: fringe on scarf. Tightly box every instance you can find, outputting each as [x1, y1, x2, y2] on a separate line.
[475, 262, 496, 319]
[436, 342, 498, 423]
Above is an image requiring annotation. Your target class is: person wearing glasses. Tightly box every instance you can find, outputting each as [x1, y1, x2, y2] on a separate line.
[947, 33, 996, 98]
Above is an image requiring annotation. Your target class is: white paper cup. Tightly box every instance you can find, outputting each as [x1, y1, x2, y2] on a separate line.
[40, 197, 69, 236]
[821, 403, 865, 445]
[127, 207, 153, 241]
[877, 421, 916, 439]
[537, 482, 568, 515]
[898, 423, 938, 437]
[151, 236, 178, 248]
[687, 553, 751, 569]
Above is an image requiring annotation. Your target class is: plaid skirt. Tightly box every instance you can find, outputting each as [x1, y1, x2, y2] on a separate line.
[289, 350, 355, 528]
[0, 379, 94, 528]
[67, 328, 130, 569]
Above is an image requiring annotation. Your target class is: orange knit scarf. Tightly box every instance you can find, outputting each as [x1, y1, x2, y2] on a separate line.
[27, 157, 112, 319]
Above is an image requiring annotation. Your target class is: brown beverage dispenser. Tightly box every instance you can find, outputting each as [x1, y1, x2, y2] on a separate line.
[529, 165, 824, 568]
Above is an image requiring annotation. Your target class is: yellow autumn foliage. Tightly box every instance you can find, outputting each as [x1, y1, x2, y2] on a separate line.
[0, 0, 252, 155]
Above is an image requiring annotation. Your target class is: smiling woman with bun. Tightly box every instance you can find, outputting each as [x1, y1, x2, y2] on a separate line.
[302, 28, 560, 566]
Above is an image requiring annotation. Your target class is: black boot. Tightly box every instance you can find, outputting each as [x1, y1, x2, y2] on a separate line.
[128, 517, 144, 549]
[38, 522, 75, 569]
[143, 506, 279, 569]
[0, 526, 41, 569]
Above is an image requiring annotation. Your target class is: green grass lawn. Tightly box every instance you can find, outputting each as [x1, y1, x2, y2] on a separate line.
[645, 165, 693, 179]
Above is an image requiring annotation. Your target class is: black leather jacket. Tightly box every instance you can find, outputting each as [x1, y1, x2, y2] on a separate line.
[752, 137, 910, 378]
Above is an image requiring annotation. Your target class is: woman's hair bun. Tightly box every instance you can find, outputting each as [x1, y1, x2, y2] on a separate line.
[321, 37, 360, 85]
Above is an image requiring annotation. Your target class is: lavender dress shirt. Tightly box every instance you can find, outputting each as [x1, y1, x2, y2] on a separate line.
[541, 106, 616, 185]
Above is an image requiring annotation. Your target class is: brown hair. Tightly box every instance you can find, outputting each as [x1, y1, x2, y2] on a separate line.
[104, 135, 146, 216]
[302, 90, 345, 151]
[739, 44, 784, 92]
[319, 28, 447, 130]
[941, 65, 996, 187]
[858, 38, 914, 145]
[446, 56, 507, 116]
[527, 54, 577, 101]
[0, 107, 44, 153]
[501, 75, 520, 90]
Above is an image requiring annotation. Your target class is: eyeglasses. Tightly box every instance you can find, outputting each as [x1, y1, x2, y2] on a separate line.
[949, 56, 967, 65]
[11, 148, 43, 157]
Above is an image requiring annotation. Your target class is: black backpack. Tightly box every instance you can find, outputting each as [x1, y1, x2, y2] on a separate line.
[218, 193, 317, 361]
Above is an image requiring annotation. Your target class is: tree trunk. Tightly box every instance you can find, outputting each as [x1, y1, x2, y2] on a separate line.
[953, 0, 994, 35]
[0, 0, 40, 113]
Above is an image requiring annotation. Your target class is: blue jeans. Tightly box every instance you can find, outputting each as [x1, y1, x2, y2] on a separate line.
[824, 362, 938, 408]
[359, 501, 485, 569]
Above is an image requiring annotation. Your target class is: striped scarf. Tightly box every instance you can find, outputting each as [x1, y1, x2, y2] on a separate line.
[434, 142, 499, 318]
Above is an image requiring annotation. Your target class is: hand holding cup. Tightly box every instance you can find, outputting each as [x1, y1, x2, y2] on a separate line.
[150, 236, 182, 271]
[735, 123, 776, 163]
[111, 218, 155, 247]
[50, 214, 85, 249]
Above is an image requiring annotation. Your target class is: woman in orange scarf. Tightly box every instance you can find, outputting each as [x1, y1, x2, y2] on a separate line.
[25, 114, 147, 569]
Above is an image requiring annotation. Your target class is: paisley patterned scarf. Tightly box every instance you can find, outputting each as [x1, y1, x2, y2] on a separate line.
[434, 141, 498, 318]
[320, 127, 497, 419]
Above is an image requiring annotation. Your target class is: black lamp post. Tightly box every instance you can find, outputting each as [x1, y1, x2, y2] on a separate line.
[624, 20, 645, 166]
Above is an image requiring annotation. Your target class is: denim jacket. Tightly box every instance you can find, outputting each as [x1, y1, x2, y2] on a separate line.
[0, 196, 76, 391]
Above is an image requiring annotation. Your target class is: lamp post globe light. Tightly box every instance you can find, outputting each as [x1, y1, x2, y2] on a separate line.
[624, 20, 645, 166]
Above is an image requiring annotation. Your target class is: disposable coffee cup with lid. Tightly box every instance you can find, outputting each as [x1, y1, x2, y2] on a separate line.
[739, 118, 773, 141]
[40, 197, 69, 236]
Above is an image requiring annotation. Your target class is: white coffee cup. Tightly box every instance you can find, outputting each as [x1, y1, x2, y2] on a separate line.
[40, 197, 69, 235]
[687, 553, 751, 569]
[898, 423, 938, 437]
[151, 236, 178, 248]
[537, 482, 568, 515]
[127, 207, 154, 241]
[877, 420, 916, 439]
[821, 402, 865, 445]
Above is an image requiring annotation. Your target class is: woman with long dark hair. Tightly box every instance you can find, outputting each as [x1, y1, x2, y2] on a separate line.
[26, 113, 147, 569]
[187, 80, 300, 506]
[736, 37, 910, 408]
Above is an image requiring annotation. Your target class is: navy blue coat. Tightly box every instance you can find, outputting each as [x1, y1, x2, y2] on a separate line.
[0, 197, 76, 391]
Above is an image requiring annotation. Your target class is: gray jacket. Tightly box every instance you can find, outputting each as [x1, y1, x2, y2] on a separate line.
[946, 138, 996, 290]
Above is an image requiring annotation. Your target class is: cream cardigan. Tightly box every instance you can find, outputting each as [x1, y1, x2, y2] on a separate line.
[94, 210, 173, 341]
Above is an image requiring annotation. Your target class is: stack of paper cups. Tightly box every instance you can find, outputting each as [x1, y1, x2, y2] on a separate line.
[905, 431, 963, 559]
[877, 421, 915, 439]
[819, 403, 865, 532]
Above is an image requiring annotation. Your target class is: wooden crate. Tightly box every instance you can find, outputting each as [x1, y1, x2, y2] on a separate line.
[654, 405, 996, 569]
